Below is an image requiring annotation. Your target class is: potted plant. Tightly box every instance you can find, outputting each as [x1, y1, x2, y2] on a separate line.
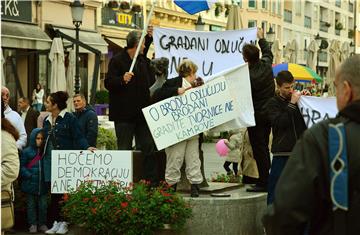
[131, 3, 142, 13]
[94, 90, 109, 115]
[62, 180, 192, 235]
[96, 127, 117, 150]
[108, 0, 118, 8]
[335, 22, 343, 30]
[224, 4, 230, 17]
[120, 1, 130, 10]
[214, 2, 223, 17]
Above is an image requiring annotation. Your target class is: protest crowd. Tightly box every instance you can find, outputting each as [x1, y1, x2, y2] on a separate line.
[1, 9, 360, 235]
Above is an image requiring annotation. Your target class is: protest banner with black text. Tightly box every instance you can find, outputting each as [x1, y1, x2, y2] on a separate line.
[143, 76, 238, 150]
[298, 96, 338, 128]
[153, 27, 257, 79]
[51, 150, 132, 193]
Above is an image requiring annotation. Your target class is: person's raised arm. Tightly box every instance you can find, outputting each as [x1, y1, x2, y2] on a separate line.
[257, 28, 273, 65]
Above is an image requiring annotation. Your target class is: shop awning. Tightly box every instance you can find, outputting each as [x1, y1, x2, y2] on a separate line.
[52, 26, 108, 54]
[1, 21, 52, 50]
[105, 37, 127, 49]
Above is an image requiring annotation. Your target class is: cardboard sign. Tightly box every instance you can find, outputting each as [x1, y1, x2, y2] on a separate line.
[51, 150, 132, 193]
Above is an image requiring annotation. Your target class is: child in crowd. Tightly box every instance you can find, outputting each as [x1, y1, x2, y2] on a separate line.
[223, 129, 242, 176]
[20, 128, 49, 234]
[223, 129, 259, 181]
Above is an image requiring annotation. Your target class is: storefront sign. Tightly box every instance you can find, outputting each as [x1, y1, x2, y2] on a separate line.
[1, 0, 31, 22]
[102, 7, 143, 28]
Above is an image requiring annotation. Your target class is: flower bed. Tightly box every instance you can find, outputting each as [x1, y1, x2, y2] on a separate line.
[62, 180, 192, 235]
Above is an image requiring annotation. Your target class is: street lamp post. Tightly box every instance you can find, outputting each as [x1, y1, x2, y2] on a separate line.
[194, 15, 205, 31]
[71, 0, 84, 95]
[266, 26, 275, 48]
[315, 33, 328, 78]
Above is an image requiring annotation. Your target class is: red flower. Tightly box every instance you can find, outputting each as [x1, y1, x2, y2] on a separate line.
[132, 208, 138, 214]
[91, 207, 97, 214]
[63, 194, 69, 202]
[83, 198, 89, 203]
[92, 196, 98, 203]
[160, 191, 171, 197]
[121, 202, 128, 208]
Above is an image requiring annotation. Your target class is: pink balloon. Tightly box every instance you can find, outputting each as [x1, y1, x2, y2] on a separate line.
[215, 139, 229, 157]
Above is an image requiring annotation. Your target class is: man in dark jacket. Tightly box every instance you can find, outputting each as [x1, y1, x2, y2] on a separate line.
[242, 28, 275, 191]
[265, 71, 307, 204]
[263, 55, 360, 234]
[105, 28, 158, 185]
[18, 97, 40, 145]
[73, 94, 98, 147]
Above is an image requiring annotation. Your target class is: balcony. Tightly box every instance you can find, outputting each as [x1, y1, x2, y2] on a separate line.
[320, 21, 329, 32]
[304, 16, 311, 28]
[284, 9, 292, 23]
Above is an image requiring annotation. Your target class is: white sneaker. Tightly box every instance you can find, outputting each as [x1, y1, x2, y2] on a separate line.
[45, 221, 61, 234]
[56, 222, 68, 234]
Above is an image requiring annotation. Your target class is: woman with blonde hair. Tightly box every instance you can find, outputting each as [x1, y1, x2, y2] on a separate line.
[154, 59, 204, 197]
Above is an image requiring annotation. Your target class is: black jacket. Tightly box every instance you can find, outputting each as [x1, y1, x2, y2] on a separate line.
[153, 76, 182, 101]
[263, 100, 360, 235]
[266, 95, 307, 154]
[249, 39, 275, 114]
[73, 105, 98, 147]
[105, 35, 155, 122]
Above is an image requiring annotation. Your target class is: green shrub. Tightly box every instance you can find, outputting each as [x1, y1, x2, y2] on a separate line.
[95, 90, 109, 104]
[96, 127, 117, 150]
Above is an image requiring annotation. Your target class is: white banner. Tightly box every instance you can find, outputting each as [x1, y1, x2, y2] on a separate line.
[154, 27, 257, 79]
[143, 64, 255, 150]
[208, 63, 255, 132]
[298, 96, 338, 128]
[143, 77, 238, 150]
[51, 150, 133, 193]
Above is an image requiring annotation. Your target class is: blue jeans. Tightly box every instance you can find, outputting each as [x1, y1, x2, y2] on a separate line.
[115, 119, 158, 185]
[26, 194, 47, 225]
[33, 103, 43, 112]
[267, 155, 289, 205]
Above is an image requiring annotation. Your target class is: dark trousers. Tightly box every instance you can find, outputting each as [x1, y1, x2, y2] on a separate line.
[247, 119, 271, 187]
[26, 194, 47, 225]
[115, 119, 158, 185]
[223, 161, 238, 175]
[267, 155, 289, 204]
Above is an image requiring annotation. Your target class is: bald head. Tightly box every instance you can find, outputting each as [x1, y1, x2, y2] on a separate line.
[337, 55, 360, 99]
[1, 86, 10, 106]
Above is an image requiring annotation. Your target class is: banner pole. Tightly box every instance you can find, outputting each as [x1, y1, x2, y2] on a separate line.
[129, 2, 155, 73]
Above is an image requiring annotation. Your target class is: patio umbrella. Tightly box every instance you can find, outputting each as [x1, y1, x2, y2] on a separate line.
[272, 63, 322, 83]
[306, 40, 317, 71]
[49, 37, 67, 93]
[283, 42, 291, 62]
[1, 48, 5, 86]
[328, 40, 341, 96]
[226, 5, 243, 30]
[340, 41, 350, 63]
[272, 39, 282, 64]
[66, 48, 75, 111]
[289, 39, 298, 63]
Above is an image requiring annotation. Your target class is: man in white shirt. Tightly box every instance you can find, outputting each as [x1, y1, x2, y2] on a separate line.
[1, 87, 27, 149]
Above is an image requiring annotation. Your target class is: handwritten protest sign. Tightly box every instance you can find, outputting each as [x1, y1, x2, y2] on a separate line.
[153, 27, 257, 79]
[51, 150, 132, 193]
[143, 77, 238, 150]
[298, 96, 338, 128]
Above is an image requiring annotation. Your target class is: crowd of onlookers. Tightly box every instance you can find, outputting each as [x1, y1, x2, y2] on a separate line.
[1, 86, 98, 234]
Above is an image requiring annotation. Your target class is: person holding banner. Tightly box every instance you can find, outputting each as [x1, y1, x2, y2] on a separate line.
[265, 71, 307, 204]
[242, 28, 275, 192]
[42, 91, 94, 235]
[154, 59, 203, 197]
[105, 28, 159, 187]
[263, 55, 360, 234]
